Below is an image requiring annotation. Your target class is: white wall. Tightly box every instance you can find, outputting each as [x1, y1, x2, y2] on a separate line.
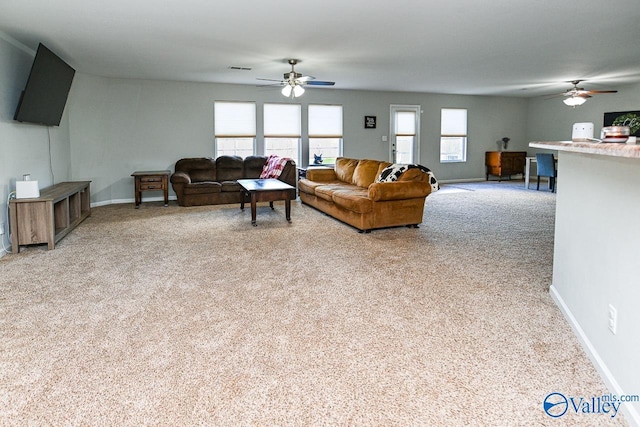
[550, 152, 640, 424]
[0, 33, 72, 253]
[67, 74, 529, 204]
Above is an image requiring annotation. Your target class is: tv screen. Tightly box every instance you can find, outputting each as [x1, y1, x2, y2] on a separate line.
[14, 43, 76, 126]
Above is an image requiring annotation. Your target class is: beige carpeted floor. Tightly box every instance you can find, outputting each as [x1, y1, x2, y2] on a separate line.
[0, 181, 627, 426]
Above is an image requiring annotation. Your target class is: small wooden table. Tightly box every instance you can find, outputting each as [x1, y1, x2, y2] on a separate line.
[131, 170, 170, 208]
[237, 179, 296, 226]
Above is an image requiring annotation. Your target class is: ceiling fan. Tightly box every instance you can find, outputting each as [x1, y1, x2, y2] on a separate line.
[550, 80, 618, 107]
[257, 59, 335, 98]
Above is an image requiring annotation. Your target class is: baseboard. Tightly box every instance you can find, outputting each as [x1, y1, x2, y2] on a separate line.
[438, 177, 486, 184]
[91, 196, 177, 208]
[550, 284, 640, 427]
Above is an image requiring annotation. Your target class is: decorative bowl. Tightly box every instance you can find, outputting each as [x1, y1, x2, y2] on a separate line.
[601, 126, 630, 143]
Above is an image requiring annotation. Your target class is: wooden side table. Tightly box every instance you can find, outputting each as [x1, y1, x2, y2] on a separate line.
[131, 170, 170, 208]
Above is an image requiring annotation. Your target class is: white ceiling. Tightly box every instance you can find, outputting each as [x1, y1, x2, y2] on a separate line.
[1, 0, 640, 97]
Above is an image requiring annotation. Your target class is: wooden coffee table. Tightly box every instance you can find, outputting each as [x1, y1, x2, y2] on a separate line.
[237, 179, 296, 226]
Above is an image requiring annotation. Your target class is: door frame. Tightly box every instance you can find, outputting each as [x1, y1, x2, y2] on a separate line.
[389, 104, 421, 163]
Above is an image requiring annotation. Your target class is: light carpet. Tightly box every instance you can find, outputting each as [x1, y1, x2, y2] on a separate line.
[0, 181, 627, 426]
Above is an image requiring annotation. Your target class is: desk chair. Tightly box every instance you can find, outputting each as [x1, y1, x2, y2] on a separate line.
[536, 153, 557, 192]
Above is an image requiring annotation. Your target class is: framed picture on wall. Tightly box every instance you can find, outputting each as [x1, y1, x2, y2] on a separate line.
[604, 111, 640, 136]
[364, 116, 376, 129]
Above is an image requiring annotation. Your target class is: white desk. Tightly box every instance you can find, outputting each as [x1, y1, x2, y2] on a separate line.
[524, 156, 557, 189]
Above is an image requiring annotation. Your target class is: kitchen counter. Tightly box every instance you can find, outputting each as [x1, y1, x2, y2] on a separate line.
[529, 140, 640, 159]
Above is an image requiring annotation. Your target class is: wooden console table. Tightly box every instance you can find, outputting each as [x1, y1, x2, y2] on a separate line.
[485, 151, 527, 181]
[9, 181, 91, 253]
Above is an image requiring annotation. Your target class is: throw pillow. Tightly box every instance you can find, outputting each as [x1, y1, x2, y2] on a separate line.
[376, 163, 439, 192]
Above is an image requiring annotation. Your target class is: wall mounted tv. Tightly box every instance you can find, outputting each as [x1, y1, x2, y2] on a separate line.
[14, 43, 76, 126]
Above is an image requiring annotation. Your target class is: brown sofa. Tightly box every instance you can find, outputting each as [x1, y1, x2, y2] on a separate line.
[298, 157, 437, 232]
[170, 155, 296, 207]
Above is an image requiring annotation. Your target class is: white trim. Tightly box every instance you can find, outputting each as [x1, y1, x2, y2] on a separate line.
[550, 284, 640, 427]
[438, 178, 486, 184]
[90, 195, 177, 208]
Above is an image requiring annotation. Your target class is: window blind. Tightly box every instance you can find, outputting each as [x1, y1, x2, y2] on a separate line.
[214, 101, 256, 137]
[264, 103, 301, 137]
[441, 108, 467, 136]
[395, 111, 416, 136]
[309, 105, 343, 138]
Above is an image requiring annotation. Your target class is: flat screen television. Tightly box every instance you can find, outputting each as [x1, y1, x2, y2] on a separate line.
[14, 43, 76, 126]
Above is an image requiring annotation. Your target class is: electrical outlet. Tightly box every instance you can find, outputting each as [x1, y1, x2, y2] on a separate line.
[608, 304, 618, 334]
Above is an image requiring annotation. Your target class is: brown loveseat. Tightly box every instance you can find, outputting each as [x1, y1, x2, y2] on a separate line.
[298, 157, 438, 232]
[170, 155, 296, 207]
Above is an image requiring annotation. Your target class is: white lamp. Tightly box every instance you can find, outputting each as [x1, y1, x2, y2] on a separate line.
[281, 85, 293, 97]
[293, 84, 305, 97]
[563, 96, 587, 107]
[281, 82, 305, 98]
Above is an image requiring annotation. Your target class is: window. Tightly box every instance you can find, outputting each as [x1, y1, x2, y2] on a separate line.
[440, 108, 467, 162]
[264, 103, 301, 164]
[308, 104, 343, 165]
[214, 101, 256, 157]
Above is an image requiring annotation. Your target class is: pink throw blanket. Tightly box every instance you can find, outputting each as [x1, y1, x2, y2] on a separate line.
[260, 154, 289, 179]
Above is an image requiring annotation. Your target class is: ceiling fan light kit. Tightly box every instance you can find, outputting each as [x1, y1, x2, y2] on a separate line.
[259, 59, 335, 99]
[280, 83, 305, 98]
[563, 96, 587, 107]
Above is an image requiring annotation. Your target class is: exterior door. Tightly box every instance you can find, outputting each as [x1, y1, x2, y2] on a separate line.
[390, 105, 420, 163]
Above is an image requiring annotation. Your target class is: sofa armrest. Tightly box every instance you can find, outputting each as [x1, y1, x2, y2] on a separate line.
[368, 181, 431, 201]
[170, 172, 191, 184]
[306, 168, 337, 182]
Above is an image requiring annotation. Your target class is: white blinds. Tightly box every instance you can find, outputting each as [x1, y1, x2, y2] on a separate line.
[308, 105, 343, 138]
[395, 111, 416, 136]
[441, 108, 467, 135]
[264, 103, 301, 137]
[214, 101, 256, 137]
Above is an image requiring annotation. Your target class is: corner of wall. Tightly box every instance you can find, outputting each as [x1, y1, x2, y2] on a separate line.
[550, 284, 640, 427]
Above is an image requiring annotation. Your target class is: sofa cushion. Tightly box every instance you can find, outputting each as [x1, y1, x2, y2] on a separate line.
[298, 178, 341, 195]
[332, 189, 373, 213]
[220, 181, 241, 192]
[244, 156, 268, 178]
[175, 158, 217, 183]
[334, 157, 359, 183]
[315, 183, 360, 202]
[216, 156, 244, 181]
[353, 159, 385, 188]
[183, 182, 222, 195]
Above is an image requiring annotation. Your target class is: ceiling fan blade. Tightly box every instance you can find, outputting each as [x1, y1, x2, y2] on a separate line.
[305, 80, 335, 86]
[256, 83, 285, 87]
[586, 90, 618, 94]
[257, 78, 284, 83]
[296, 75, 315, 82]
